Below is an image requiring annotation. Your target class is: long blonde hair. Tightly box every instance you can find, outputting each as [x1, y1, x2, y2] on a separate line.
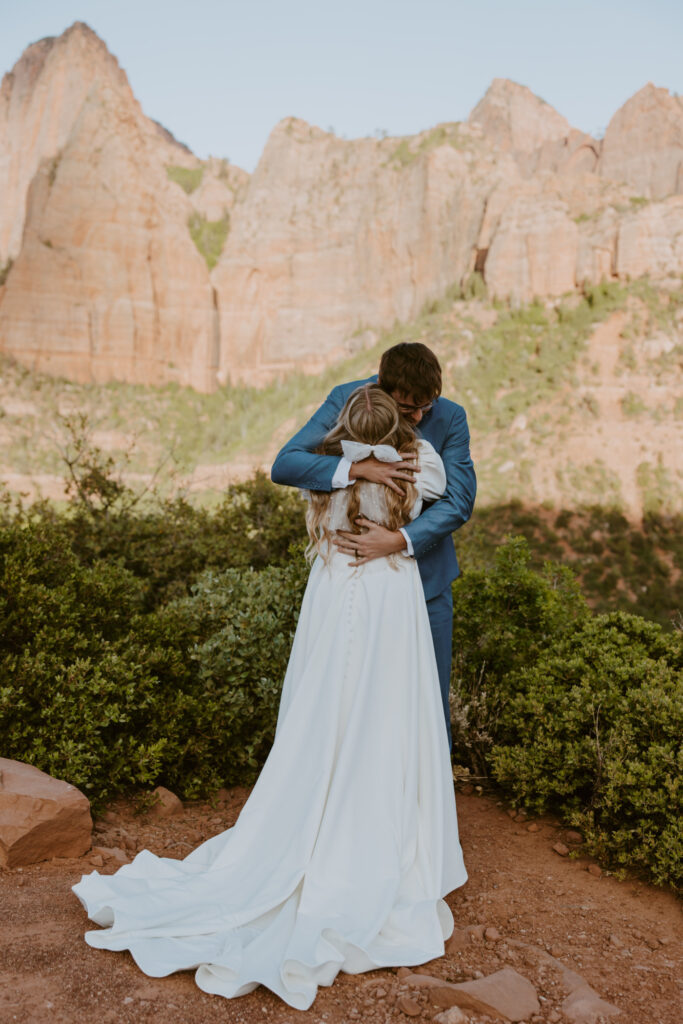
[306, 384, 419, 563]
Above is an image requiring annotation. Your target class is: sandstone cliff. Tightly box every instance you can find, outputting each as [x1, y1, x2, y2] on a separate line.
[598, 83, 683, 199]
[0, 72, 217, 389]
[2, 23, 683, 390]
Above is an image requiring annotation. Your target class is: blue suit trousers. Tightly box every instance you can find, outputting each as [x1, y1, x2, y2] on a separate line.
[426, 585, 453, 754]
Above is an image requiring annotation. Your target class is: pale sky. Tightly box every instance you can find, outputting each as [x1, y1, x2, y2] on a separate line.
[2, 0, 681, 173]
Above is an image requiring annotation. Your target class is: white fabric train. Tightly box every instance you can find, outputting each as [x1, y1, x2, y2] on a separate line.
[72, 438, 468, 1010]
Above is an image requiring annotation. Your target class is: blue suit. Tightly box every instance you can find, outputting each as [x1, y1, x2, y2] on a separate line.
[271, 374, 477, 750]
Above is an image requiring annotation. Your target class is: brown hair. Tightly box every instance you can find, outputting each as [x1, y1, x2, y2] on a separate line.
[306, 384, 418, 564]
[378, 342, 442, 404]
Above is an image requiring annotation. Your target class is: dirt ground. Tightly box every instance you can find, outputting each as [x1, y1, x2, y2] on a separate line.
[0, 787, 680, 1024]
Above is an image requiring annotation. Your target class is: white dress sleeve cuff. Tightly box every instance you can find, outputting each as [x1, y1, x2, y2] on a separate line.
[331, 457, 352, 489]
[399, 527, 414, 557]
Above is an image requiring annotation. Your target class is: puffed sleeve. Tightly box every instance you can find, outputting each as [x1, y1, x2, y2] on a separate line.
[415, 439, 447, 502]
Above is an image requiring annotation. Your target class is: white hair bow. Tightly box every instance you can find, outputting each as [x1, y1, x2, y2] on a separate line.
[341, 440, 403, 463]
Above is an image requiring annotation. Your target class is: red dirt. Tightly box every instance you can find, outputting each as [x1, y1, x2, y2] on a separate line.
[0, 788, 680, 1024]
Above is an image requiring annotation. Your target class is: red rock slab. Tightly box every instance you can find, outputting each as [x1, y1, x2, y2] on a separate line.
[0, 758, 92, 868]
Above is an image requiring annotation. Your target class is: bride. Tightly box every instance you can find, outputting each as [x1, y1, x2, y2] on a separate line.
[72, 383, 467, 1011]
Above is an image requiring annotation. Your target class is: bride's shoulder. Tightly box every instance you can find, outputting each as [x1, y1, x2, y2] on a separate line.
[415, 438, 438, 459]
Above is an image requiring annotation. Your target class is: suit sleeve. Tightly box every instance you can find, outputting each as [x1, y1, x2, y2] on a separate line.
[270, 386, 347, 492]
[402, 405, 476, 559]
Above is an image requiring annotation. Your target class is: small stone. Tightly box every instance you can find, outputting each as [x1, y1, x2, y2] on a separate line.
[148, 786, 183, 819]
[445, 927, 470, 953]
[552, 842, 569, 857]
[397, 967, 413, 980]
[506, 808, 517, 819]
[433, 1008, 468, 1023]
[587, 863, 602, 878]
[485, 927, 502, 942]
[468, 924, 486, 941]
[397, 994, 421, 1016]
[644, 935, 660, 950]
[549, 945, 563, 958]
[658, 935, 671, 945]
[348, 1010, 359, 1019]
[123, 997, 134, 1005]
[89, 854, 104, 868]
[565, 830, 583, 844]
[609, 933, 623, 948]
[548, 1012, 562, 1023]
[438, 967, 540, 1021]
[432, 987, 464, 1009]
[93, 846, 130, 866]
[514, 810, 528, 822]
[526, 823, 541, 833]
[403, 973, 441, 989]
[375, 987, 387, 998]
[562, 982, 621, 1021]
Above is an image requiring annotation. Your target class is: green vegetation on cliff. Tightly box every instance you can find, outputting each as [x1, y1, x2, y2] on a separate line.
[165, 163, 204, 194]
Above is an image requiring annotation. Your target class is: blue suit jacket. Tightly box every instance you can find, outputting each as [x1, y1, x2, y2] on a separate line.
[270, 375, 476, 601]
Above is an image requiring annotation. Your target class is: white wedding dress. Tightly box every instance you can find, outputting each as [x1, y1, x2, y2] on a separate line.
[72, 438, 467, 1011]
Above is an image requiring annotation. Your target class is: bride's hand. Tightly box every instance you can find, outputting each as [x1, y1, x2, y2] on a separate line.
[348, 455, 420, 495]
[333, 518, 408, 565]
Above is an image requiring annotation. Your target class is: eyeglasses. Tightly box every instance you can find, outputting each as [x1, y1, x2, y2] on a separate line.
[396, 400, 434, 415]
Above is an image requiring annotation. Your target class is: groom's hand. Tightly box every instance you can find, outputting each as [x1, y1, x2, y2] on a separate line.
[348, 455, 419, 495]
[333, 517, 407, 565]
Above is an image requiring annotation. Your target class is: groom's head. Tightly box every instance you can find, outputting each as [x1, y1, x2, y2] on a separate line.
[378, 342, 442, 426]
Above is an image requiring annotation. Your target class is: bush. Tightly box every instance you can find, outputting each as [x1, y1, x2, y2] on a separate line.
[450, 537, 588, 773]
[489, 612, 682, 889]
[63, 471, 306, 609]
[0, 530, 309, 808]
[128, 557, 309, 799]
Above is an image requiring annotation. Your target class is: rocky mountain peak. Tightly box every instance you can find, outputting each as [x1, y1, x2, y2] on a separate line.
[468, 78, 572, 152]
[598, 83, 683, 197]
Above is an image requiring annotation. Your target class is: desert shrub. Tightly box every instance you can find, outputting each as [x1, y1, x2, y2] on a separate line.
[63, 471, 306, 608]
[166, 164, 204, 194]
[188, 211, 230, 268]
[0, 526, 309, 808]
[133, 557, 309, 797]
[450, 537, 588, 773]
[0, 523, 161, 802]
[489, 612, 682, 889]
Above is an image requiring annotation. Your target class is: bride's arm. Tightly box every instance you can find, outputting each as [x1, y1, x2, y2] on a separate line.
[413, 439, 447, 505]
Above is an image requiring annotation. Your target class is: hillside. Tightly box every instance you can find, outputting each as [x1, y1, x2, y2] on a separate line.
[1, 278, 680, 515]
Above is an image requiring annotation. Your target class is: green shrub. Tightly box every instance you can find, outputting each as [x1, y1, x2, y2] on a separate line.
[188, 211, 230, 268]
[489, 612, 682, 889]
[0, 528, 309, 808]
[450, 538, 588, 773]
[166, 164, 204, 194]
[63, 472, 306, 609]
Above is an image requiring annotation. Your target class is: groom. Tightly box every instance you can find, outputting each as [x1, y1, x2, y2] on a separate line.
[271, 341, 476, 752]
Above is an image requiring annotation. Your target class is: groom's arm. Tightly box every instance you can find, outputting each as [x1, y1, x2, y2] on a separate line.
[401, 404, 476, 558]
[270, 386, 347, 492]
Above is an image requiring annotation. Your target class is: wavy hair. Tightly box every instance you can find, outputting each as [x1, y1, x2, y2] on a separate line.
[305, 384, 418, 564]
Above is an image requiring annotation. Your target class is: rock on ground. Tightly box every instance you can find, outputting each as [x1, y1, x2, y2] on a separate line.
[0, 758, 92, 867]
[148, 786, 183, 819]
